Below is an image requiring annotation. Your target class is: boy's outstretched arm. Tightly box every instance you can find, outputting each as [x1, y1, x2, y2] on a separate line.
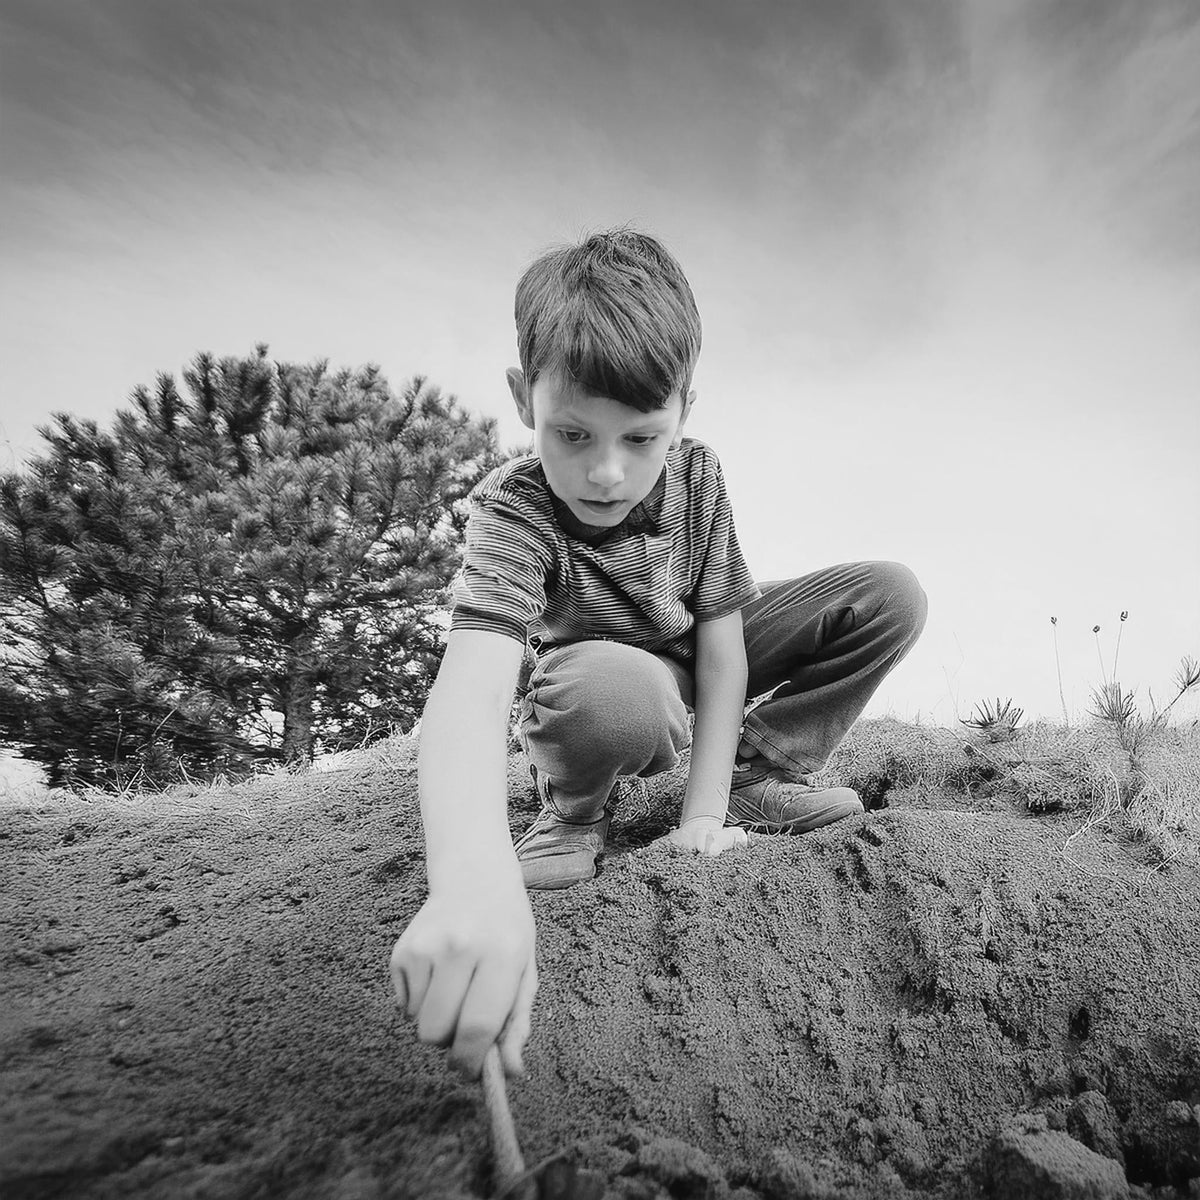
[389, 629, 535, 1079]
[671, 609, 750, 855]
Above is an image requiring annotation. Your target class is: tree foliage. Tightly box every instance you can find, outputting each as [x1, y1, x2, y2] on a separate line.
[0, 346, 501, 788]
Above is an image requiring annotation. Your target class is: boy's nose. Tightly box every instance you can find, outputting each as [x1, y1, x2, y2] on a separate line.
[587, 451, 624, 488]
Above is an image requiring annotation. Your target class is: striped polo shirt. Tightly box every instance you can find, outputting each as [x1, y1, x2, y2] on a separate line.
[450, 438, 760, 664]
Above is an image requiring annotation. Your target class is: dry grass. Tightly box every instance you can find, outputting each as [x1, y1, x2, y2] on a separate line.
[818, 714, 1200, 865]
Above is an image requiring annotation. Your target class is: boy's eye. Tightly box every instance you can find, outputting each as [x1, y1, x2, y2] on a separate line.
[628, 435, 658, 446]
[557, 429, 587, 444]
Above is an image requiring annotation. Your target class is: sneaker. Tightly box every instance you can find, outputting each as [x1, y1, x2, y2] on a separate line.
[514, 766, 614, 890]
[726, 759, 864, 834]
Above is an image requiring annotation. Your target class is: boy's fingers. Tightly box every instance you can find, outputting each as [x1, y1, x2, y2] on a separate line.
[450, 959, 525, 1077]
[415, 958, 474, 1048]
[402, 958, 434, 1021]
[500, 960, 538, 1077]
[388, 943, 409, 1010]
[712, 827, 749, 855]
[389, 940, 432, 1018]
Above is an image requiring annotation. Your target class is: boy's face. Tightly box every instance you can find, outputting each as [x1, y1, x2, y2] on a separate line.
[507, 368, 693, 529]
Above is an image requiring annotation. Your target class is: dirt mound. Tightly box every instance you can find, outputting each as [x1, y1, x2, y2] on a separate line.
[2, 731, 1198, 1199]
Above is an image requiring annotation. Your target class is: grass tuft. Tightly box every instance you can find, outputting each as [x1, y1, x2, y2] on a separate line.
[961, 697, 1024, 743]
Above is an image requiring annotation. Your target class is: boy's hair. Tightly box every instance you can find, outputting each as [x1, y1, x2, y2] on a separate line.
[514, 227, 702, 412]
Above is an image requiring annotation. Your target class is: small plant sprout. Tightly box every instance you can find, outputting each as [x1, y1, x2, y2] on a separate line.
[1089, 644, 1200, 788]
[962, 697, 1024, 743]
[1086, 611, 1136, 737]
[1090, 681, 1138, 730]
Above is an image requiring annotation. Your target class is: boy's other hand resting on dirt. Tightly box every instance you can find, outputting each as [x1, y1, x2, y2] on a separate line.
[662, 815, 750, 856]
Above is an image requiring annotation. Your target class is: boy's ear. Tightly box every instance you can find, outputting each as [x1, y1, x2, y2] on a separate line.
[506, 367, 536, 430]
[673, 389, 696, 446]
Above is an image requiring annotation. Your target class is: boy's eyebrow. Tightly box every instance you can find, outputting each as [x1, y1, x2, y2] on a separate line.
[555, 407, 676, 431]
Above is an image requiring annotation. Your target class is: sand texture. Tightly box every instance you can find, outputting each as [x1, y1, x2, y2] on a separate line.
[2, 728, 1199, 1199]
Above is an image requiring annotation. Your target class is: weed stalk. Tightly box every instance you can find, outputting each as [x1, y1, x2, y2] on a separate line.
[1112, 610, 1128, 682]
[1050, 616, 1069, 727]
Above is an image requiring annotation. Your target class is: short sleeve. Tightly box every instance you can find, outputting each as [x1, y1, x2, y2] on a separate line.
[692, 455, 760, 621]
[450, 491, 555, 644]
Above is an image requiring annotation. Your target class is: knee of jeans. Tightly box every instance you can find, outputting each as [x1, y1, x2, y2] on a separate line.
[870, 561, 928, 635]
[527, 642, 689, 757]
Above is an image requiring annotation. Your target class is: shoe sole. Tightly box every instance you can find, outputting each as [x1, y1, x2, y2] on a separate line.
[522, 864, 596, 890]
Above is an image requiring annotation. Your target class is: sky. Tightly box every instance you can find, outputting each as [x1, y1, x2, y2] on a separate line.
[1, 0, 1198, 729]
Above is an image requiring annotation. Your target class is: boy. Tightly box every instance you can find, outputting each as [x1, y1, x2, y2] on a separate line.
[390, 229, 927, 1080]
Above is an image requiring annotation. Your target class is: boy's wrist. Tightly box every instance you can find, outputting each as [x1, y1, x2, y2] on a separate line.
[678, 810, 725, 828]
[680, 775, 730, 827]
[427, 837, 522, 892]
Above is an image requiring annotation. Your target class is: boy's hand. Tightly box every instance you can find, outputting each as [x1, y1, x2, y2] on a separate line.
[389, 873, 537, 1080]
[664, 815, 750, 856]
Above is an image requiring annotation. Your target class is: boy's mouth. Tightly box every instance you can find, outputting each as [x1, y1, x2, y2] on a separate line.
[579, 499, 624, 516]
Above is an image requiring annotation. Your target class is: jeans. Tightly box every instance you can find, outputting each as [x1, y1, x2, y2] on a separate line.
[518, 560, 928, 820]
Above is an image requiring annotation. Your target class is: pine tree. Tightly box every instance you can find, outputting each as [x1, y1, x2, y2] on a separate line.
[0, 412, 254, 787]
[0, 347, 502, 786]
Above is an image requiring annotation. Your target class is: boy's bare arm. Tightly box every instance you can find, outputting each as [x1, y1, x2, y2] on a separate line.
[673, 609, 750, 854]
[419, 629, 525, 884]
[389, 629, 535, 1079]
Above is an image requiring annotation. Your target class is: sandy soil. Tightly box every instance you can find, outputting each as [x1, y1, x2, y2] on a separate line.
[2, 727, 1199, 1200]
